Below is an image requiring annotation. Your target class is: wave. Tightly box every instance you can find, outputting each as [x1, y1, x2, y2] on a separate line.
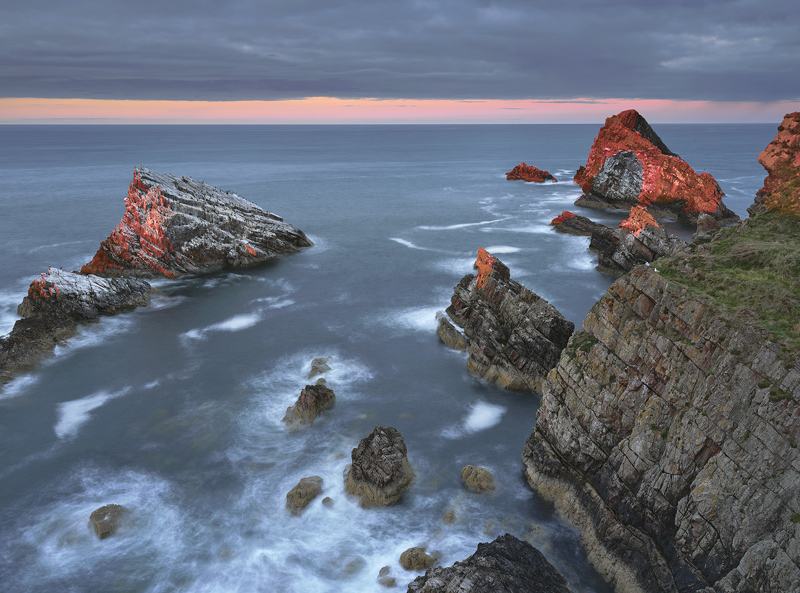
[389, 238, 433, 251]
[54, 387, 132, 439]
[482, 245, 521, 254]
[0, 374, 39, 401]
[181, 313, 262, 341]
[415, 218, 510, 231]
[442, 401, 507, 439]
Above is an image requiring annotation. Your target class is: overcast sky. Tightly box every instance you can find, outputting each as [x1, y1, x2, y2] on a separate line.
[2, 0, 798, 105]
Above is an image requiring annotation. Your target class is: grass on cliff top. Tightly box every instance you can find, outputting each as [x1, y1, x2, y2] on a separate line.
[657, 210, 800, 357]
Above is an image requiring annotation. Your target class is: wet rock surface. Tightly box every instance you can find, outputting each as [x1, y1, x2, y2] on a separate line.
[89, 504, 129, 540]
[400, 547, 438, 571]
[344, 426, 415, 508]
[282, 384, 336, 428]
[406, 533, 572, 593]
[81, 166, 312, 278]
[286, 476, 323, 515]
[461, 465, 496, 494]
[440, 248, 574, 392]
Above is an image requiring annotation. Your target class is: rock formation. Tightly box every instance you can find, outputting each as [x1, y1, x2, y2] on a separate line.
[344, 426, 415, 508]
[461, 465, 496, 494]
[81, 166, 312, 278]
[307, 356, 332, 379]
[748, 112, 800, 217]
[550, 211, 609, 236]
[89, 504, 129, 539]
[282, 383, 336, 428]
[574, 110, 737, 224]
[400, 547, 439, 571]
[407, 533, 572, 593]
[0, 269, 154, 384]
[286, 476, 323, 515]
[506, 162, 557, 183]
[438, 249, 574, 392]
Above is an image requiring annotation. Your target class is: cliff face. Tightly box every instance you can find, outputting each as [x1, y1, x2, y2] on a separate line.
[523, 119, 800, 593]
[82, 166, 312, 278]
[749, 112, 800, 217]
[574, 110, 737, 224]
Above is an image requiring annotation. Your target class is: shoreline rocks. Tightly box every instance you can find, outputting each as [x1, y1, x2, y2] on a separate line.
[282, 383, 336, 429]
[506, 162, 557, 183]
[81, 166, 312, 278]
[344, 426, 415, 508]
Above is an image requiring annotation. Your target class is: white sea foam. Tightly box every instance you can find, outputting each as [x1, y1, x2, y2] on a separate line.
[433, 256, 477, 275]
[181, 313, 262, 341]
[54, 387, 131, 439]
[389, 237, 432, 251]
[442, 401, 507, 439]
[0, 374, 40, 401]
[49, 316, 136, 362]
[482, 245, 521, 254]
[415, 217, 510, 231]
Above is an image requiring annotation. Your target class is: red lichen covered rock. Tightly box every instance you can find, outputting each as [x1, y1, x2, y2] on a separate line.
[575, 110, 737, 223]
[474, 247, 508, 289]
[749, 112, 800, 217]
[619, 206, 659, 237]
[550, 211, 609, 236]
[550, 211, 576, 225]
[506, 162, 557, 183]
[81, 166, 312, 278]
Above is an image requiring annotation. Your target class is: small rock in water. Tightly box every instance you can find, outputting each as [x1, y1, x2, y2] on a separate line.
[442, 509, 456, 524]
[307, 356, 332, 379]
[285, 476, 323, 515]
[399, 547, 438, 571]
[342, 557, 366, 576]
[344, 426, 415, 508]
[322, 496, 334, 507]
[89, 504, 129, 539]
[378, 576, 397, 587]
[378, 566, 391, 577]
[461, 465, 496, 493]
[282, 384, 336, 428]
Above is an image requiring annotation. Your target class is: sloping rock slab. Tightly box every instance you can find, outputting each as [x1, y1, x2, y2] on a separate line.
[81, 166, 312, 278]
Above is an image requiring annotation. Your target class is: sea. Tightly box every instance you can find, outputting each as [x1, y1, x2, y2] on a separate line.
[0, 123, 777, 592]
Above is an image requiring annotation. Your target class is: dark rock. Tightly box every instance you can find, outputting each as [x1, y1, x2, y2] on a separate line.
[461, 465, 496, 494]
[81, 166, 312, 278]
[590, 220, 687, 276]
[307, 356, 332, 379]
[282, 384, 336, 428]
[89, 504, 129, 539]
[506, 162, 557, 183]
[407, 533, 572, 593]
[400, 547, 438, 571]
[442, 248, 574, 392]
[550, 211, 610, 236]
[344, 426, 415, 508]
[286, 476, 323, 515]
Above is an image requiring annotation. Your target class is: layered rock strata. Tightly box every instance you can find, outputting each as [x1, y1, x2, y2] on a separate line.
[748, 112, 800, 217]
[506, 162, 557, 183]
[81, 166, 312, 278]
[344, 426, 415, 508]
[0, 269, 153, 384]
[550, 211, 609, 236]
[574, 110, 737, 224]
[407, 533, 572, 593]
[438, 249, 574, 392]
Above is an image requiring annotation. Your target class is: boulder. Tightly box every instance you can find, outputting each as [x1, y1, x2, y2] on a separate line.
[89, 504, 129, 539]
[506, 162, 557, 183]
[549, 211, 609, 236]
[344, 426, 415, 508]
[441, 249, 574, 392]
[81, 166, 312, 278]
[399, 547, 438, 571]
[461, 465, 496, 494]
[407, 533, 572, 593]
[282, 384, 336, 428]
[692, 212, 722, 243]
[307, 356, 332, 379]
[286, 476, 323, 515]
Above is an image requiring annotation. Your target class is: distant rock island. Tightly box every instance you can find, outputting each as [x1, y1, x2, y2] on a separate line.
[506, 162, 557, 183]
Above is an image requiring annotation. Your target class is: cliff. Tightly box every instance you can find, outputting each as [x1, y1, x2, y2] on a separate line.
[574, 110, 737, 224]
[438, 248, 574, 392]
[748, 112, 800, 218]
[81, 166, 312, 278]
[507, 162, 557, 183]
[522, 116, 800, 593]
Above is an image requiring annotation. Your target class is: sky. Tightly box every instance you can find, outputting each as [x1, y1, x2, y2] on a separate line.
[1, 0, 798, 123]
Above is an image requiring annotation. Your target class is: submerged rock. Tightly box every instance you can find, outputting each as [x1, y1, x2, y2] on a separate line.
[89, 504, 129, 539]
[286, 476, 324, 516]
[81, 166, 312, 278]
[461, 465, 496, 494]
[407, 533, 572, 593]
[441, 249, 574, 392]
[282, 384, 336, 428]
[344, 426, 415, 508]
[506, 162, 557, 183]
[400, 547, 438, 571]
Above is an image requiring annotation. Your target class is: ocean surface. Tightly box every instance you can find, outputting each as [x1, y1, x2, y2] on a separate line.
[0, 124, 776, 592]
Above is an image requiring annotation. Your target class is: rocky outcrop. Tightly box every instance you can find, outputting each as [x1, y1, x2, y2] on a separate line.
[89, 504, 129, 539]
[282, 383, 336, 429]
[81, 166, 312, 278]
[550, 211, 609, 236]
[523, 250, 800, 592]
[400, 547, 439, 571]
[506, 162, 557, 183]
[407, 533, 572, 593]
[574, 110, 737, 224]
[344, 426, 415, 508]
[0, 269, 154, 384]
[438, 249, 574, 392]
[749, 112, 800, 217]
[461, 465, 496, 494]
[307, 356, 332, 379]
[286, 476, 323, 515]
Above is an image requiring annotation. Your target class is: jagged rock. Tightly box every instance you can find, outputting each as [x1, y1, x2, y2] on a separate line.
[89, 504, 129, 539]
[461, 465, 496, 494]
[574, 110, 738, 224]
[400, 547, 438, 571]
[286, 476, 323, 515]
[692, 212, 722, 243]
[441, 249, 574, 392]
[81, 166, 312, 278]
[435, 311, 467, 351]
[523, 261, 800, 592]
[506, 162, 557, 183]
[282, 384, 336, 428]
[307, 356, 332, 379]
[748, 112, 800, 217]
[0, 268, 153, 385]
[344, 426, 415, 508]
[407, 533, 572, 593]
[550, 211, 610, 236]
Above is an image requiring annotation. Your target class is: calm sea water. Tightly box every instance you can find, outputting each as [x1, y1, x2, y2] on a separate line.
[0, 124, 775, 592]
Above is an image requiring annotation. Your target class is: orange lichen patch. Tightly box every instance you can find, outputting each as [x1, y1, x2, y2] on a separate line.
[27, 272, 59, 299]
[550, 211, 577, 225]
[506, 162, 557, 183]
[758, 112, 800, 218]
[246, 244, 257, 257]
[619, 206, 659, 237]
[475, 248, 497, 289]
[574, 109, 724, 214]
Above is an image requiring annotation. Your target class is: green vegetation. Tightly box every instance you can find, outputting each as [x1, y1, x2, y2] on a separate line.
[564, 330, 599, 358]
[791, 512, 800, 524]
[658, 211, 800, 357]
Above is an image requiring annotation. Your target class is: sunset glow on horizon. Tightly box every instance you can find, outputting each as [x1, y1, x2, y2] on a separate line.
[2, 97, 797, 124]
